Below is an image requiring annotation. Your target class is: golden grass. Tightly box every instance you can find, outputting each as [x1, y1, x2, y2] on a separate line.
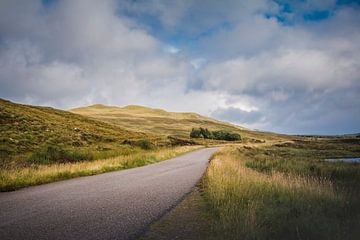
[0, 146, 201, 191]
[70, 104, 286, 141]
[0, 98, 152, 164]
[203, 146, 348, 239]
[207, 149, 338, 203]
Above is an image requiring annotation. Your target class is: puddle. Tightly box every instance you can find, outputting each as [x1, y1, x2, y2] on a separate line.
[325, 158, 360, 163]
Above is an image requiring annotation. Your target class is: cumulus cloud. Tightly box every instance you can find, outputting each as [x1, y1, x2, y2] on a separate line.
[0, 0, 189, 108]
[192, 2, 360, 134]
[0, 0, 359, 134]
[201, 48, 360, 93]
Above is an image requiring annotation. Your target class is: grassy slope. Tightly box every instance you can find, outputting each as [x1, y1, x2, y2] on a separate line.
[70, 104, 244, 137]
[70, 104, 286, 142]
[142, 138, 360, 240]
[0, 99, 153, 166]
[0, 99, 206, 191]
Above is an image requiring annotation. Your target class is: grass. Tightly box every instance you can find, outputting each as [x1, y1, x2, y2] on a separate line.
[0, 145, 201, 192]
[0, 98, 157, 166]
[201, 139, 360, 239]
[0, 97, 203, 191]
[244, 139, 360, 184]
[27, 145, 95, 164]
[70, 103, 286, 142]
[1, 98, 270, 168]
[140, 188, 215, 240]
[5, 98, 360, 239]
[70, 104, 245, 138]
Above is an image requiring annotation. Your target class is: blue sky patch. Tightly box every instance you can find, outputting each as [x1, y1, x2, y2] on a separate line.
[303, 10, 332, 21]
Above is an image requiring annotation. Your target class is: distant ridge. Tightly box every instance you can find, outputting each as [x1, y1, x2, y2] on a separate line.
[73, 104, 208, 118]
[71, 103, 246, 137]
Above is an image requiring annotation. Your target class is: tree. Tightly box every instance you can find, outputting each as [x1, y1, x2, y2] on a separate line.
[190, 128, 241, 141]
[190, 128, 202, 138]
[199, 127, 213, 139]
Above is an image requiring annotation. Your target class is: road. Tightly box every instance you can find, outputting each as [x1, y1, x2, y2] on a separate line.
[0, 148, 217, 240]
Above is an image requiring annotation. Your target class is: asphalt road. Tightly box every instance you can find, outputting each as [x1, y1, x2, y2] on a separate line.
[0, 148, 217, 240]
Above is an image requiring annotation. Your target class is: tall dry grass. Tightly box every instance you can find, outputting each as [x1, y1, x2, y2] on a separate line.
[203, 147, 349, 240]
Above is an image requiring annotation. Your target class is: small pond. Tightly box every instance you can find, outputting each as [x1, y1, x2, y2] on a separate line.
[325, 158, 360, 163]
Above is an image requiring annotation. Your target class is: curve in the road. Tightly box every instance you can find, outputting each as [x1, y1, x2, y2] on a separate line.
[0, 147, 218, 240]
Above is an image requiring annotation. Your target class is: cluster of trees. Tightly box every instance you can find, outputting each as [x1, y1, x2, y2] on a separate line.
[190, 128, 241, 141]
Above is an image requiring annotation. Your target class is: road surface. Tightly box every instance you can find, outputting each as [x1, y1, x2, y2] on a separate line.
[0, 148, 218, 240]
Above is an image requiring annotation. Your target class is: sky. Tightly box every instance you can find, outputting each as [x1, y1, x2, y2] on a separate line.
[0, 0, 360, 135]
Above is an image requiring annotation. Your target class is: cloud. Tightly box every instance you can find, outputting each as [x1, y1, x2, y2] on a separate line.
[0, 0, 359, 134]
[0, 0, 190, 108]
[201, 48, 360, 94]
[120, 0, 193, 29]
[191, 3, 360, 134]
[212, 107, 264, 125]
[163, 45, 180, 54]
[122, 0, 281, 40]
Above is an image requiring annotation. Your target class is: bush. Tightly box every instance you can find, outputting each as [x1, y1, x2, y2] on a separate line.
[136, 139, 155, 150]
[122, 139, 155, 150]
[168, 136, 197, 146]
[190, 128, 213, 139]
[28, 145, 93, 164]
[190, 128, 241, 141]
[190, 128, 202, 138]
[213, 131, 241, 141]
[200, 128, 213, 139]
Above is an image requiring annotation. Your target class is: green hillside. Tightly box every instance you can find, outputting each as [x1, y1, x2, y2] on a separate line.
[0, 99, 151, 166]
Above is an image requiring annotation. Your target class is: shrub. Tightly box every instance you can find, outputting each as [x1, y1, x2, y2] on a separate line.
[28, 145, 93, 164]
[190, 128, 241, 141]
[136, 139, 155, 150]
[200, 128, 213, 139]
[190, 128, 213, 139]
[190, 128, 202, 138]
[122, 139, 155, 150]
[168, 136, 197, 146]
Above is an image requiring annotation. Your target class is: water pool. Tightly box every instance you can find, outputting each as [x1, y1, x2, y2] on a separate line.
[325, 158, 360, 163]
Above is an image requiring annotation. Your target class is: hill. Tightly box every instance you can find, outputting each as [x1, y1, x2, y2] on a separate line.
[70, 104, 286, 142]
[71, 104, 246, 137]
[0, 99, 288, 167]
[0, 99, 151, 165]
